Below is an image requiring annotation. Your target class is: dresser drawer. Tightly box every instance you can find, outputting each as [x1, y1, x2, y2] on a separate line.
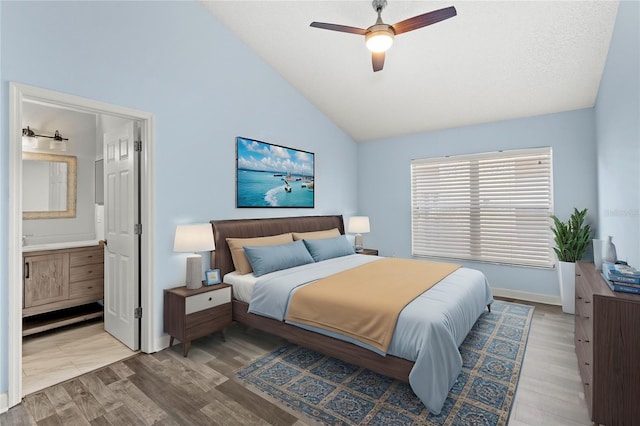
[70, 278, 104, 300]
[69, 248, 104, 267]
[185, 286, 231, 315]
[70, 264, 104, 283]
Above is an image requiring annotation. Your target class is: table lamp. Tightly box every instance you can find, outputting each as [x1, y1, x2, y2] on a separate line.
[174, 223, 215, 289]
[348, 216, 370, 252]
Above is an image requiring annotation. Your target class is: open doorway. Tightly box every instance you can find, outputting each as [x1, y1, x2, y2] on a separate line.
[8, 83, 156, 408]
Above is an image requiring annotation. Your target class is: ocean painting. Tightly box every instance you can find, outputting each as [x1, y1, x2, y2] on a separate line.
[236, 137, 315, 208]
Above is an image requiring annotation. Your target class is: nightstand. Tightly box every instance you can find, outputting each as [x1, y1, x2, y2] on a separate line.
[358, 248, 378, 256]
[163, 283, 232, 357]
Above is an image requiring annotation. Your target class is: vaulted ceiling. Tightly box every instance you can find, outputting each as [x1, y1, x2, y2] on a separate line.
[202, 1, 619, 142]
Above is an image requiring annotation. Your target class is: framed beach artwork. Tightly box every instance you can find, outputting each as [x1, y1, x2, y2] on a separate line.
[236, 137, 315, 208]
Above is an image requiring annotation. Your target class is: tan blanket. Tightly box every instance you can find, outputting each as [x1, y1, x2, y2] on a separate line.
[285, 258, 461, 352]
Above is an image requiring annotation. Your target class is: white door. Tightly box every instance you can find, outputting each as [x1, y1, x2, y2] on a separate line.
[103, 121, 140, 350]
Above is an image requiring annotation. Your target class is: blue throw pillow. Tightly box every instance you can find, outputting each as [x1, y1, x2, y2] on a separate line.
[303, 235, 355, 262]
[243, 240, 315, 277]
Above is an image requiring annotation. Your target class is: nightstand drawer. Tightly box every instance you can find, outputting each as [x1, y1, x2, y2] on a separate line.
[185, 303, 232, 341]
[185, 286, 231, 315]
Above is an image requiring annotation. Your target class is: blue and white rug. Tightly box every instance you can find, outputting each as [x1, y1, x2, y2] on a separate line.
[237, 300, 534, 426]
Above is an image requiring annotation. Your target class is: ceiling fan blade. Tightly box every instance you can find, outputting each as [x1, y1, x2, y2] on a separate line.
[310, 22, 367, 35]
[372, 52, 385, 72]
[391, 6, 457, 35]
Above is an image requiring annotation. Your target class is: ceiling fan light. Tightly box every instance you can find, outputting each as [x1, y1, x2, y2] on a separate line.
[366, 30, 394, 52]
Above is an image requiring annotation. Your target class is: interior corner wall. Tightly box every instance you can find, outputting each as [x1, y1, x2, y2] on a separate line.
[595, 0, 640, 268]
[0, 0, 6, 401]
[0, 0, 357, 395]
[357, 108, 598, 299]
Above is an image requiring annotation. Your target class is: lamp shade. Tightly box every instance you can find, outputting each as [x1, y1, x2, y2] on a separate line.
[365, 30, 394, 52]
[173, 224, 215, 252]
[348, 216, 370, 234]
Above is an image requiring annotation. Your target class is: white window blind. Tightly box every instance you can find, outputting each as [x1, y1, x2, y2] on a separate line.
[411, 147, 553, 268]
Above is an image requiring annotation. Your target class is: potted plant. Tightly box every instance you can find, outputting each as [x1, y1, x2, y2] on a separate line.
[551, 208, 592, 314]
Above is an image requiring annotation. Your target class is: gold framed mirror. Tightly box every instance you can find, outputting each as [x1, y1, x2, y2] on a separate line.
[22, 152, 77, 219]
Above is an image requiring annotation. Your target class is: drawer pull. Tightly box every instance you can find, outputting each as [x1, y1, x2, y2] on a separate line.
[576, 273, 581, 277]
[585, 300, 591, 304]
[583, 316, 590, 320]
[577, 338, 582, 342]
[577, 296, 583, 300]
[585, 339, 590, 343]
[209, 297, 212, 301]
[584, 361, 590, 366]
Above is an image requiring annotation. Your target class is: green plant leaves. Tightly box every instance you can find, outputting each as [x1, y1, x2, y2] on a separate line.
[550, 208, 592, 262]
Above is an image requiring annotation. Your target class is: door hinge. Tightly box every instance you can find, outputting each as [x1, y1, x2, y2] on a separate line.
[134, 223, 142, 235]
[134, 307, 142, 319]
[134, 140, 142, 152]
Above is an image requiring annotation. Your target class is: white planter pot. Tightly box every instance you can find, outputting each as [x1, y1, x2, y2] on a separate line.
[558, 261, 576, 314]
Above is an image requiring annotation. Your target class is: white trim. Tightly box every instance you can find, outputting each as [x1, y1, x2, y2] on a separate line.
[492, 287, 561, 306]
[0, 392, 7, 414]
[8, 82, 155, 408]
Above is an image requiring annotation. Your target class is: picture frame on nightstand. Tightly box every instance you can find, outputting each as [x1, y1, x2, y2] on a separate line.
[205, 269, 221, 285]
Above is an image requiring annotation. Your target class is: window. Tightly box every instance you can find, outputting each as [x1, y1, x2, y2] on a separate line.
[411, 147, 553, 268]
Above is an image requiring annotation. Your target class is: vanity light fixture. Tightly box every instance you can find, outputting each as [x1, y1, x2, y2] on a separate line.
[21, 126, 69, 151]
[21, 126, 38, 149]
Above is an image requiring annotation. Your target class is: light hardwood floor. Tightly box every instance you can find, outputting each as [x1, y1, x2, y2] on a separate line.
[2, 300, 591, 425]
[21, 320, 137, 397]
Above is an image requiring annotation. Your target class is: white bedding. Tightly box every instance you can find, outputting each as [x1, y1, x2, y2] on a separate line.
[223, 271, 257, 303]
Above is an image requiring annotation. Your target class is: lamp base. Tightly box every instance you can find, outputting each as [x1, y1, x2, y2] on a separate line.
[185, 255, 203, 289]
[354, 234, 363, 252]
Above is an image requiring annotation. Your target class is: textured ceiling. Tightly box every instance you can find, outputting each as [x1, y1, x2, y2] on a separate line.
[202, 1, 619, 142]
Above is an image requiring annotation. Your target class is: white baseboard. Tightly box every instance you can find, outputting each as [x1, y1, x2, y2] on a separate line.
[492, 287, 561, 306]
[0, 392, 8, 414]
[154, 334, 172, 353]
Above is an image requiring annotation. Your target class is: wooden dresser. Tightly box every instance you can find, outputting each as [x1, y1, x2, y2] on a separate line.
[575, 261, 640, 425]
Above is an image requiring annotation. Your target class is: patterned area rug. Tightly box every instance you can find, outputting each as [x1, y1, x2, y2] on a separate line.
[237, 301, 534, 426]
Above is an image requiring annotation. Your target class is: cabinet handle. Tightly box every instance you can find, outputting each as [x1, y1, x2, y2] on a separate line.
[583, 316, 590, 320]
[25, 262, 30, 279]
[577, 296, 583, 300]
[585, 339, 590, 343]
[585, 300, 591, 304]
[584, 361, 590, 366]
[208, 297, 212, 301]
[576, 273, 582, 277]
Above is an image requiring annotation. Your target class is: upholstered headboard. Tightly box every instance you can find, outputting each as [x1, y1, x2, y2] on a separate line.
[210, 215, 345, 277]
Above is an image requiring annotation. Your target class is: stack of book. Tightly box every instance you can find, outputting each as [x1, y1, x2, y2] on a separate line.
[601, 262, 640, 294]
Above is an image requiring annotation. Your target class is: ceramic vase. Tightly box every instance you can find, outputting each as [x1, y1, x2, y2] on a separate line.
[592, 239, 603, 270]
[557, 261, 576, 314]
[603, 236, 617, 263]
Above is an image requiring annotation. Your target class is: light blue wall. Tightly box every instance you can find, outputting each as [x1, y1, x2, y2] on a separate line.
[357, 108, 598, 297]
[595, 0, 640, 267]
[0, 0, 5, 401]
[0, 1, 357, 393]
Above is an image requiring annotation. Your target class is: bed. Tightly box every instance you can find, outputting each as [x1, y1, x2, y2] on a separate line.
[210, 215, 493, 414]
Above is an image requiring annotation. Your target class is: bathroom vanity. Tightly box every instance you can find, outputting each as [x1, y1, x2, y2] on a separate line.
[22, 243, 104, 335]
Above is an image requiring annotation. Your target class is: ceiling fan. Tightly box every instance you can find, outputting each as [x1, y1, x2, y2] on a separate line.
[310, 0, 457, 72]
